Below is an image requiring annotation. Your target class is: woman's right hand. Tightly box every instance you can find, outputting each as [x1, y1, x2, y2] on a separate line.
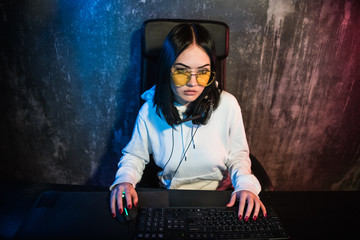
[110, 182, 138, 218]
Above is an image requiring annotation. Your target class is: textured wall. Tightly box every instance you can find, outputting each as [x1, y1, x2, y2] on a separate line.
[1, 0, 359, 190]
[230, 0, 360, 190]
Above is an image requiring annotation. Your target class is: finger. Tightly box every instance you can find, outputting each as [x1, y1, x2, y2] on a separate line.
[117, 188, 124, 214]
[226, 193, 237, 207]
[238, 196, 246, 220]
[125, 190, 133, 209]
[260, 201, 267, 217]
[244, 197, 254, 221]
[110, 190, 117, 218]
[252, 198, 261, 220]
[132, 189, 139, 207]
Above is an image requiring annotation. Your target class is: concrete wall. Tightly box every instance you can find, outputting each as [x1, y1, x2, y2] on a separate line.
[1, 0, 359, 190]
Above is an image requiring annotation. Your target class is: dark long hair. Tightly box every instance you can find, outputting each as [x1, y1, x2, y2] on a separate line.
[153, 23, 221, 127]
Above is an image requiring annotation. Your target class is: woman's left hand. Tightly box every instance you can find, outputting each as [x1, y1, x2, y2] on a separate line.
[226, 190, 267, 221]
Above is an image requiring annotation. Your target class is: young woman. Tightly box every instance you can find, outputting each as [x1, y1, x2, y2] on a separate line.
[110, 23, 266, 221]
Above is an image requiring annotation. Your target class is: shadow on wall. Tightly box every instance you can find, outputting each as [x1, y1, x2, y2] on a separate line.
[86, 29, 141, 187]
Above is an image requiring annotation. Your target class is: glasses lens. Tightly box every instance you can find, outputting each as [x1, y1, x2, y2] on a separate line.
[196, 70, 211, 86]
[172, 70, 190, 86]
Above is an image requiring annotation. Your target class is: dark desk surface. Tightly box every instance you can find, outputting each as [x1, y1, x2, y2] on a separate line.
[1, 182, 360, 239]
[261, 191, 360, 239]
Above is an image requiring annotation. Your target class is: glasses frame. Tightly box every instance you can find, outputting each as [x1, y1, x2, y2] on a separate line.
[170, 69, 216, 87]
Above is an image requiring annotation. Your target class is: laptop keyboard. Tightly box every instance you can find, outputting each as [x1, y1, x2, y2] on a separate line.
[135, 207, 288, 239]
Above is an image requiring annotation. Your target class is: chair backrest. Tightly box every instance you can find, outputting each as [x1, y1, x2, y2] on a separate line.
[141, 19, 229, 93]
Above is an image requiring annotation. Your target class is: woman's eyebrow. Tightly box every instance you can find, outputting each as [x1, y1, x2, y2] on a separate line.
[173, 63, 210, 69]
[197, 64, 210, 68]
[173, 63, 190, 68]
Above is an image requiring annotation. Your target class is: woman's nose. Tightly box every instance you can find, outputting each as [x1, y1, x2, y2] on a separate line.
[186, 73, 198, 86]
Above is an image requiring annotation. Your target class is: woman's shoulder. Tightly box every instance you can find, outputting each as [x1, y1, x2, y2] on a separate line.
[219, 90, 240, 107]
[211, 90, 241, 123]
[138, 100, 157, 120]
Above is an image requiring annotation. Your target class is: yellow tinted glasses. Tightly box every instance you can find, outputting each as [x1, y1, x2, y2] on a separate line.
[171, 69, 215, 87]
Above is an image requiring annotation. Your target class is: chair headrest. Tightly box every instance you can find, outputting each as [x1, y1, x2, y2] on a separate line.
[142, 19, 229, 60]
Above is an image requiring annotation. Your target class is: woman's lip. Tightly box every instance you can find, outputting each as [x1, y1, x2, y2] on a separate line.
[184, 90, 197, 95]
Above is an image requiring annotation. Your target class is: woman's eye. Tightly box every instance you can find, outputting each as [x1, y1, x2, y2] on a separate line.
[175, 69, 190, 74]
[198, 69, 210, 74]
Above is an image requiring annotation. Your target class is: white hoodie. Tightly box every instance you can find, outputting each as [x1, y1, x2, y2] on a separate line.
[110, 86, 261, 195]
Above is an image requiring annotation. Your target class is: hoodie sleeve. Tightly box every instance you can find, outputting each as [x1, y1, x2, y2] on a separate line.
[109, 112, 152, 190]
[224, 94, 262, 196]
[110, 87, 157, 191]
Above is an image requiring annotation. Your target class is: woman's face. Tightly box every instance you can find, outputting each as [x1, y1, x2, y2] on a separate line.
[170, 44, 211, 106]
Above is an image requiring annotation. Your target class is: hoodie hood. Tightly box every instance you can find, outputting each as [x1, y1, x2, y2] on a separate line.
[141, 85, 156, 102]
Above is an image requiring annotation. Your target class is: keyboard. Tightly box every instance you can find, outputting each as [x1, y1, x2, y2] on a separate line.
[135, 207, 288, 239]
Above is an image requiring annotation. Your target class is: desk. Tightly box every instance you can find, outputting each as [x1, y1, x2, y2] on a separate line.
[260, 191, 360, 239]
[7, 187, 360, 239]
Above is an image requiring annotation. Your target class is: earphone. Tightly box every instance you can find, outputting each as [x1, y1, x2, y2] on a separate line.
[175, 113, 203, 124]
[161, 98, 213, 187]
[161, 122, 200, 187]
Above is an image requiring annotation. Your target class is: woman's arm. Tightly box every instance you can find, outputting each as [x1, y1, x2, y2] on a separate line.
[224, 93, 266, 219]
[110, 113, 152, 190]
[110, 111, 151, 216]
